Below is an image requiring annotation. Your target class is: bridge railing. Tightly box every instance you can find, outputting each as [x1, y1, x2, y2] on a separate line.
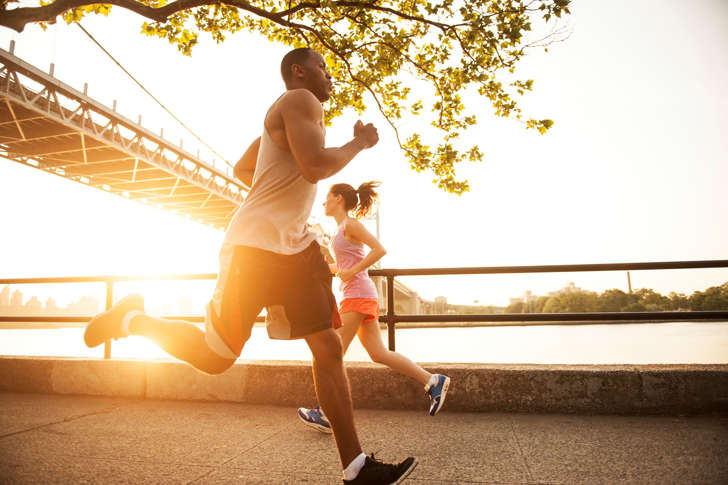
[1, 259, 727, 357]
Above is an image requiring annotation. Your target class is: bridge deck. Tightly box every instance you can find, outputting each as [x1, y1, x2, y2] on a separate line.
[0, 46, 246, 230]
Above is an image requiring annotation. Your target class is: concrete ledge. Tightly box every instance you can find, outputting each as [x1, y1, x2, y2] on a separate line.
[1, 356, 727, 414]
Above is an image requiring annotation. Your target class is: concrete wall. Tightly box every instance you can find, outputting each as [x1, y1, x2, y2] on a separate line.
[1, 356, 727, 414]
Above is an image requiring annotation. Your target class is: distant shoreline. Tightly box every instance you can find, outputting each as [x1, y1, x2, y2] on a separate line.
[2, 319, 725, 331]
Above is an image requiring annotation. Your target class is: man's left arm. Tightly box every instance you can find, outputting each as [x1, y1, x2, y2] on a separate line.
[234, 137, 261, 189]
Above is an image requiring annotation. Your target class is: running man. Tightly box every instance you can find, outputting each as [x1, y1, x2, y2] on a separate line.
[297, 182, 450, 433]
[83, 47, 417, 485]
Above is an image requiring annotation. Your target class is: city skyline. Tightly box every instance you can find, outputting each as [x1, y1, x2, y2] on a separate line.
[4, 276, 726, 321]
[0, 281, 593, 317]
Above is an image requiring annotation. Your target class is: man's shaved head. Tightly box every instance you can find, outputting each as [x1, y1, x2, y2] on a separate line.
[280, 47, 316, 84]
[279, 47, 332, 101]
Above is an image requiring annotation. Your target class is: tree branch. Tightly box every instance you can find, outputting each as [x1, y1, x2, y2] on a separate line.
[1, 0, 455, 33]
[1, 0, 207, 31]
[342, 12, 448, 128]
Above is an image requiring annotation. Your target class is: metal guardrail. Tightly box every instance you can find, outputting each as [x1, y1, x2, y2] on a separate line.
[0, 273, 219, 358]
[371, 259, 728, 350]
[1, 259, 728, 356]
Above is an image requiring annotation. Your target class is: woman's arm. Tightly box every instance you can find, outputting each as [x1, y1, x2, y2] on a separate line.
[338, 219, 386, 282]
[319, 244, 339, 275]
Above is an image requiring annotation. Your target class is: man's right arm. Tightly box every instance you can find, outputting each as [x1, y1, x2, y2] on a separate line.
[281, 90, 378, 183]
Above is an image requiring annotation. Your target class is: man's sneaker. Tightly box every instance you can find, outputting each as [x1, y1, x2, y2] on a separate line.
[343, 454, 417, 485]
[425, 374, 450, 416]
[83, 294, 144, 348]
[296, 405, 332, 433]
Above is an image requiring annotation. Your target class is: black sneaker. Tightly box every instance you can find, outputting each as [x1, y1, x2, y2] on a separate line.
[343, 454, 417, 485]
[84, 294, 144, 348]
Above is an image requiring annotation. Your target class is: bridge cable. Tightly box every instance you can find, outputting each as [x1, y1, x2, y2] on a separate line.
[75, 22, 234, 169]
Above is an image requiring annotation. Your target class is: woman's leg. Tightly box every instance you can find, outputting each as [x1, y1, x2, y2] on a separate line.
[356, 320, 431, 386]
[336, 311, 366, 355]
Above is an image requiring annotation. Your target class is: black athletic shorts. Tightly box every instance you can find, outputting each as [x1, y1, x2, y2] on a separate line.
[205, 241, 338, 359]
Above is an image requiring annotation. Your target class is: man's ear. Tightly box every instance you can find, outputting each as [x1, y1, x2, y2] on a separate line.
[291, 63, 305, 80]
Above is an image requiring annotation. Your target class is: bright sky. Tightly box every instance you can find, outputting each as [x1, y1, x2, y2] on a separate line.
[1, 0, 727, 308]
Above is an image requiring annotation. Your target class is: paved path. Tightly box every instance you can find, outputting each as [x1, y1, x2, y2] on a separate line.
[1, 392, 726, 484]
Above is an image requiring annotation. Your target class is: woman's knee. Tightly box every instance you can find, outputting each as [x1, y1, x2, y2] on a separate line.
[368, 349, 389, 365]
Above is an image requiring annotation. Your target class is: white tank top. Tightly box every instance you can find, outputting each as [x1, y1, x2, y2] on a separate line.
[224, 127, 317, 254]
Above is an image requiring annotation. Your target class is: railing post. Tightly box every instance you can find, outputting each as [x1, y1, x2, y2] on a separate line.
[103, 280, 113, 359]
[387, 275, 395, 351]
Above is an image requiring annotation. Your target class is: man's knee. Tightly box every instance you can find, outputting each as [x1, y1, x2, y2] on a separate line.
[309, 330, 343, 365]
[203, 355, 236, 375]
[317, 340, 343, 365]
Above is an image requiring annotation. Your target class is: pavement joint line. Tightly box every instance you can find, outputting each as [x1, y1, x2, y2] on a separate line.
[404, 480, 542, 484]
[508, 415, 534, 483]
[184, 463, 227, 485]
[0, 404, 127, 440]
[185, 422, 298, 484]
[188, 465, 338, 483]
[43, 454, 216, 469]
[3, 448, 227, 470]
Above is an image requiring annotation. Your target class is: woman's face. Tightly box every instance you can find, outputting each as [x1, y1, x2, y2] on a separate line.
[323, 191, 342, 216]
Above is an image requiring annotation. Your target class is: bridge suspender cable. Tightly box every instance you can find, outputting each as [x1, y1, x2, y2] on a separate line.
[75, 22, 234, 170]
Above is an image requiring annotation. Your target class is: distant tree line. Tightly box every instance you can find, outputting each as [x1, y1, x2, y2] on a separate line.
[504, 282, 728, 314]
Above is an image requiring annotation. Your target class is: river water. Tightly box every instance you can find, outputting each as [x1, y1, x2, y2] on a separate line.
[1, 321, 727, 364]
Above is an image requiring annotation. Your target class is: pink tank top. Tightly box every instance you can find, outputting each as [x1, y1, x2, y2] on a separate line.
[330, 222, 378, 299]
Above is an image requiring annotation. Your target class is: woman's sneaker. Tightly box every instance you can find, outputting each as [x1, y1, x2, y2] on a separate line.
[425, 374, 450, 416]
[343, 454, 417, 484]
[83, 294, 144, 348]
[296, 405, 332, 433]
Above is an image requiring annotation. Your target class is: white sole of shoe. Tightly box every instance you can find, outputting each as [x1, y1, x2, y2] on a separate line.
[392, 458, 418, 484]
[297, 412, 332, 434]
[430, 376, 450, 416]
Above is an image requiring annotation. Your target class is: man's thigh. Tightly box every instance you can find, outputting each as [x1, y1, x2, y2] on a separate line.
[305, 327, 343, 360]
[268, 243, 338, 339]
[205, 244, 271, 359]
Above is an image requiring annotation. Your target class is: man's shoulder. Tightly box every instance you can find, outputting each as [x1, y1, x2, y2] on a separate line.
[277, 89, 321, 111]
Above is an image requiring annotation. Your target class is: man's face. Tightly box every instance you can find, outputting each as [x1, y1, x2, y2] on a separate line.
[300, 52, 333, 102]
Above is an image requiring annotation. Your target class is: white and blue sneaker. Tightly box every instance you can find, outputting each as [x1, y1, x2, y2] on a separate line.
[425, 374, 450, 416]
[297, 405, 332, 433]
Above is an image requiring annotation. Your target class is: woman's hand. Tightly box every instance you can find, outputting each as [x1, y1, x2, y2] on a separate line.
[338, 268, 356, 282]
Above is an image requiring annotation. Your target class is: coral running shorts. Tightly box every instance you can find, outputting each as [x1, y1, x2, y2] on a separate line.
[339, 297, 379, 324]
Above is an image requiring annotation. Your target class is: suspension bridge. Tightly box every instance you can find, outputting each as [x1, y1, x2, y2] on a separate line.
[0, 41, 247, 231]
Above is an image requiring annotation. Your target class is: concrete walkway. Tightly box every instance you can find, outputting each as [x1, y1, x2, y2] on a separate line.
[1, 392, 727, 484]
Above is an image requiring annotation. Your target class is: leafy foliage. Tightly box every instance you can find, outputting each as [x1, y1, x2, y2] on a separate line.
[2, 0, 572, 193]
[504, 282, 728, 313]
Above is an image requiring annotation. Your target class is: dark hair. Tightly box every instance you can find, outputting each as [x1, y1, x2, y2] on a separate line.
[280, 47, 315, 84]
[330, 181, 380, 219]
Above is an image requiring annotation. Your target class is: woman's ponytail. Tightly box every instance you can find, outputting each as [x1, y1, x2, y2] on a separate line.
[353, 181, 380, 219]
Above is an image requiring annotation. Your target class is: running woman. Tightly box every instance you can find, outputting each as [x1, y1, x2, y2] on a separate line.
[298, 182, 450, 433]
